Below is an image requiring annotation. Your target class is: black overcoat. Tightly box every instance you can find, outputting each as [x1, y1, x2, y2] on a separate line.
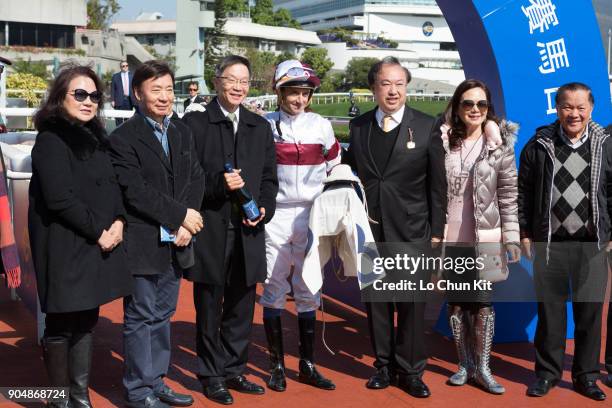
[182, 98, 278, 286]
[28, 115, 132, 313]
[108, 114, 205, 275]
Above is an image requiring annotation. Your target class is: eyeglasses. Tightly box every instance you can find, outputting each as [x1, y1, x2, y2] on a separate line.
[460, 99, 489, 110]
[188, 88, 198, 92]
[216, 76, 250, 87]
[121, 64, 129, 68]
[68, 89, 102, 104]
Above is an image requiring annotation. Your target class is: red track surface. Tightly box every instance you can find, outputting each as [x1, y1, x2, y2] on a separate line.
[0, 281, 609, 408]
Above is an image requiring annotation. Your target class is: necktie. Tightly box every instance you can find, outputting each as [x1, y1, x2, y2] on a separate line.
[382, 115, 392, 132]
[122, 72, 129, 96]
[227, 112, 237, 134]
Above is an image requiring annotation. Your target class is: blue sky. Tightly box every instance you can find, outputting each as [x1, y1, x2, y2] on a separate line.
[114, 0, 177, 21]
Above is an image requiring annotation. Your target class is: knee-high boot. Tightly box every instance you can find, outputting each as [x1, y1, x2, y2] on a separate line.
[473, 307, 504, 394]
[43, 336, 71, 408]
[448, 305, 473, 386]
[68, 333, 93, 407]
[263, 317, 286, 392]
[297, 317, 335, 390]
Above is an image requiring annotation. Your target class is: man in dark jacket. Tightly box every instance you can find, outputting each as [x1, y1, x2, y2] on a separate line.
[519, 83, 611, 401]
[109, 60, 204, 408]
[343, 56, 446, 398]
[183, 81, 206, 110]
[182, 55, 278, 405]
[110, 60, 136, 125]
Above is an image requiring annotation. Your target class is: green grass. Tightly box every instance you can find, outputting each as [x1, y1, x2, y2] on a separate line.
[311, 100, 448, 142]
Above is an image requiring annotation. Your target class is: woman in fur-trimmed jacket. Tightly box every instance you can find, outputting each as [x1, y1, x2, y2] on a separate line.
[440, 79, 520, 395]
[29, 65, 132, 408]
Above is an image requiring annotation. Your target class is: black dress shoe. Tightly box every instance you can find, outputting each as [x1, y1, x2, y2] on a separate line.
[398, 377, 430, 398]
[226, 375, 265, 395]
[365, 367, 394, 389]
[203, 383, 233, 405]
[526, 378, 559, 397]
[154, 385, 194, 406]
[602, 374, 612, 388]
[573, 379, 606, 401]
[125, 395, 170, 408]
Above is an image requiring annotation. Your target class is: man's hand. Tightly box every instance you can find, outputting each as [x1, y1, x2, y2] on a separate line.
[431, 236, 442, 249]
[98, 229, 115, 252]
[224, 169, 245, 191]
[243, 207, 265, 227]
[521, 238, 533, 260]
[174, 226, 192, 247]
[108, 219, 125, 249]
[182, 208, 203, 234]
[506, 243, 521, 263]
[111, 101, 115, 108]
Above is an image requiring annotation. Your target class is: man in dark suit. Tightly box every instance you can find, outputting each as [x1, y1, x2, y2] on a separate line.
[109, 60, 204, 408]
[183, 81, 206, 111]
[182, 55, 278, 405]
[344, 56, 446, 398]
[111, 60, 136, 126]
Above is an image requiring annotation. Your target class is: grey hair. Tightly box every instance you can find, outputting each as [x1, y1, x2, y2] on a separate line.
[367, 56, 411, 87]
[215, 55, 251, 78]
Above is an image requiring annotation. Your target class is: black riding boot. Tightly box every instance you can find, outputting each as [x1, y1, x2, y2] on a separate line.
[43, 336, 71, 408]
[297, 317, 335, 390]
[263, 317, 286, 392]
[68, 333, 93, 407]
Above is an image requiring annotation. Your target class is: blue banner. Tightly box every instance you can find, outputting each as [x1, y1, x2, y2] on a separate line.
[437, 0, 612, 154]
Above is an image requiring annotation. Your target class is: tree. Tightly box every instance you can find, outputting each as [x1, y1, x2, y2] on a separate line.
[251, 0, 300, 28]
[274, 51, 296, 66]
[319, 72, 345, 93]
[224, 0, 249, 15]
[300, 48, 333, 80]
[12, 59, 50, 81]
[345, 57, 379, 89]
[144, 46, 178, 73]
[86, 0, 121, 30]
[251, 0, 274, 25]
[273, 8, 301, 29]
[205, 0, 228, 88]
[245, 48, 276, 94]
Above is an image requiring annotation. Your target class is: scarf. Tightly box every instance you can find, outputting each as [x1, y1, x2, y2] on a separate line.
[0, 151, 21, 288]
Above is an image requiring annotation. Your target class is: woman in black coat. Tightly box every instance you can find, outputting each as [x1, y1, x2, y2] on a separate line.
[28, 65, 132, 408]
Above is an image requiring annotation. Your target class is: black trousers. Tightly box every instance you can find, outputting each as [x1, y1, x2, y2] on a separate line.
[45, 308, 99, 340]
[194, 229, 256, 385]
[533, 241, 608, 382]
[365, 300, 427, 378]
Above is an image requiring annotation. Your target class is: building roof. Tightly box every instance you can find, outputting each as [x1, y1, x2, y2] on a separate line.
[225, 18, 321, 44]
[111, 20, 177, 35]
[111, 18, 321, 45]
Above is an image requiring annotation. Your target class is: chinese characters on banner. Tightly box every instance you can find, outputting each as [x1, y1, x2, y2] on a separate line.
[522, 0, 566, 115]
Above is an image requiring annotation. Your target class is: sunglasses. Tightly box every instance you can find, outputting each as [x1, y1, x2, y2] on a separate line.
[69, 89, 102, 104]
[460, 99, 489, 110]
[121, 64, 129, 68]
[188, 88, 198, 91]
[283, 66, 313, 79]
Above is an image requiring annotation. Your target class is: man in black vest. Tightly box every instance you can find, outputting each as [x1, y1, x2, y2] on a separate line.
[519, 83, 611, 401]
[109, 60, 204, 408]
[344, 56, 446, 398]
[182, 55, 278, 405]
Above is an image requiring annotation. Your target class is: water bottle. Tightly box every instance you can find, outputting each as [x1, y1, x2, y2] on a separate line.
[224, 163, 261, 221]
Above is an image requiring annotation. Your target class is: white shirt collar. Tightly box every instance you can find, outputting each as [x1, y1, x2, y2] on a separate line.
[217, 99, 240, 123]
[375, 105, 405, 130]
[559, 123, 589, 149]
